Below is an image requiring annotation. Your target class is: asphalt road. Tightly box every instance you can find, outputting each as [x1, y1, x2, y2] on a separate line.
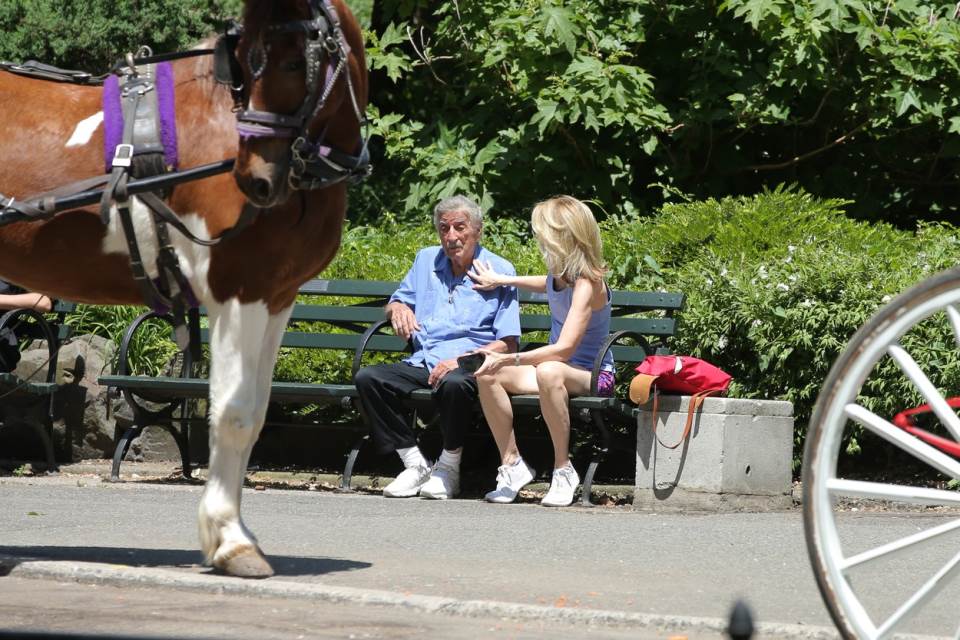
[1, 471, 958, 639]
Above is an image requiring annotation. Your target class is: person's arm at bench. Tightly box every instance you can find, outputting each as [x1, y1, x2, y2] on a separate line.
[0, 292, 53, 312]
[476, 278, 597, 373]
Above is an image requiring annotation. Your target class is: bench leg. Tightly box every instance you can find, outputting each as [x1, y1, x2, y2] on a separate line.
[340, 434, 369, 491]
[110, 424, 142, 482]
[579, 409, 612, 507]
[580, 459, 600, 507]
[165, 407, 192, 480]
[30, 419, 57, 472]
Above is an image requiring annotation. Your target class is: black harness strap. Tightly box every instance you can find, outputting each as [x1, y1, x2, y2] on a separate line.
[98, 59, 202, 357]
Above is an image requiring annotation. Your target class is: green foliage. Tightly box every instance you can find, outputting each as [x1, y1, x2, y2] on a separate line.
[0, 1, 243, 71]
[66, 305, 179, 376]
[362, 0, 960, 224]
[603, 187, 960, 465]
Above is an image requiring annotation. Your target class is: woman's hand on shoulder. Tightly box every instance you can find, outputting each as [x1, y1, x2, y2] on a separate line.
[468, 260, 505, 290]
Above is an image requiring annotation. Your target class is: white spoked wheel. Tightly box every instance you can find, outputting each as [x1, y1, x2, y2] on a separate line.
[804, 267, 960, 640]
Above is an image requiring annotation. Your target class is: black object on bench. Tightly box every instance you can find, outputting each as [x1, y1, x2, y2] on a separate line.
[0, 301, 84, 468]
[100, 279, 684, 504]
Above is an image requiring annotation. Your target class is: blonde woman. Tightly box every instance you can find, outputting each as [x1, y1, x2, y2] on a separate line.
[468, 196, 614, 507]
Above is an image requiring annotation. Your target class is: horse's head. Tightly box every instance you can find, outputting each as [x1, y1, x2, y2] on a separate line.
[225, 0, 369, 208]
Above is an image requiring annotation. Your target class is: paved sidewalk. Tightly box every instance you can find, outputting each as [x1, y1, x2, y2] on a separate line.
[0, 462, 949, 639]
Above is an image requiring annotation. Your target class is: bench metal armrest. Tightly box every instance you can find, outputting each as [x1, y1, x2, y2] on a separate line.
[117, 311, 177, 376]
[589, 330, 651, 396]
[0, 308, 60, 383]
[351, 319, 411, 379]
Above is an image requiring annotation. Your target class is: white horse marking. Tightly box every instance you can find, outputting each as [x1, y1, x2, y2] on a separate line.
[198, 299, 294, 574]
[65, 111, 104, 147]
[101, 203, 213, 303]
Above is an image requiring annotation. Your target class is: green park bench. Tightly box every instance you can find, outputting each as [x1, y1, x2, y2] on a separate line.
[0, 300, 85, 468]
[99, 279, 684, 504]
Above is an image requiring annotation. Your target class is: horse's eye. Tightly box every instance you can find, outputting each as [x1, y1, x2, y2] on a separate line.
[283, 58, 306, 73]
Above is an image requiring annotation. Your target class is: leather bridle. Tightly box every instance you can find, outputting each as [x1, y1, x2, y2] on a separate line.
[215, 0, 370, 191]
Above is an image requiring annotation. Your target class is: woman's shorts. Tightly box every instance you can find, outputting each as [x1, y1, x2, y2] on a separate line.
[596, 370, 615, 397]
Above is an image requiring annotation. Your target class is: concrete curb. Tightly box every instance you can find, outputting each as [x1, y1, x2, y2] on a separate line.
[1, 555, 842, 639]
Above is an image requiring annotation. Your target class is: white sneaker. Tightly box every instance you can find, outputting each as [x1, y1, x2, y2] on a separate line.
[485, 459, 535, 504]
[541, 464, 580, 507]
[382, 464, 431, 497]
[419, 461, 460, 499]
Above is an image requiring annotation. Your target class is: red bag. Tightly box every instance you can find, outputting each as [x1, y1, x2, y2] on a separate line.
[892, 398, 960, 458]
[629, 356, 732, 449]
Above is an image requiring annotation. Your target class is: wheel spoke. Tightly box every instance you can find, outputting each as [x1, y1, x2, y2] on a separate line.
[875, 549, 960, 638]
[845, 404, 960, 480]
[946, 305, 960, 351]
[888, 344, 960, 442]
[842, 516, 960, 570]
[827, 478, 960, 506]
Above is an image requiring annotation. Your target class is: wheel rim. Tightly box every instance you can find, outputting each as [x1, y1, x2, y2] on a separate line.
[807, 274, 960, 639]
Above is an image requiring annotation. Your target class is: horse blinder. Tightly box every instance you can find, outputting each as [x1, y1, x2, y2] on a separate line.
[213, 26, 243, 93]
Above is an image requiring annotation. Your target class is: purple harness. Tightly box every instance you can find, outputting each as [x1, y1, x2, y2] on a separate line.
[102, 62, 179, 173]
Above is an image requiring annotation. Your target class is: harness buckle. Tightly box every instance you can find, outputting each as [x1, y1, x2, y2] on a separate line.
[112, 144, 135, 168]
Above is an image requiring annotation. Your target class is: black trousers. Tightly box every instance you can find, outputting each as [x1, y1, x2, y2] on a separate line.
[354, 362, 479, 455]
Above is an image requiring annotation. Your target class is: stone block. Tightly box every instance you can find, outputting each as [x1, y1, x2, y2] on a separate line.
[634, 396, 794, 511]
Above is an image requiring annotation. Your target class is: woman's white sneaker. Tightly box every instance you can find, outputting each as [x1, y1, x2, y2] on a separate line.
[484, 459, 535, 504]
[541, 464, 579, 507]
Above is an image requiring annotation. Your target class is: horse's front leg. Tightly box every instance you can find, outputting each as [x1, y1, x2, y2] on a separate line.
[197, 298, 292, 577]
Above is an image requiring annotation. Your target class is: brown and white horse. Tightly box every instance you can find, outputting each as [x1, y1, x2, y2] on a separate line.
[0, 0, 367, 577]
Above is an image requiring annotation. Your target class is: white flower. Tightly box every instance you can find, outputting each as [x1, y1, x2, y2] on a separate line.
[777, 283, 790, 291]
[881, 295, 892, 303]
[751, 319, 762, 328]
[705, 278, 714, 286]
[801, 299, 814, 308]
[788, 274, 798, 282]
[720, 267, 728, 277]
[717, 336, 728, 350]
[788, 245, 796, 252]
[757, 265, 768, 279]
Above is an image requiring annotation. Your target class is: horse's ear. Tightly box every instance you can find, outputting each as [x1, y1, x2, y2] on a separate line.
[213, 24, 243, 87]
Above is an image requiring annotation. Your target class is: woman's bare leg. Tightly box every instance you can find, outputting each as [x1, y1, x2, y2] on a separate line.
[476, 365, 539, 465]
[534, 361, 591, 469]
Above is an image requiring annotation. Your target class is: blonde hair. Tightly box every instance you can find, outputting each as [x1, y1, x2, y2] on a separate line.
[530, 195, 606, 283]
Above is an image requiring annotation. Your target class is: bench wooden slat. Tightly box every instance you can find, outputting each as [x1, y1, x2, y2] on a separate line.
[288, 304, 386, 323]
[519, 314, 677, 335]
[299, 279, 399, 298]
[99, 375, 358, 404]
[196, 329, 409, 352]
[0, 373, 58, 396]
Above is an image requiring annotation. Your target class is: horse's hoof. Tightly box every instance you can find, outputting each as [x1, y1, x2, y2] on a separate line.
[214, 544, 274, 578]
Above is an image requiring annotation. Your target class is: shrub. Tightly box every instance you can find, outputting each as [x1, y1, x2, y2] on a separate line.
[603, 187, 960, 466]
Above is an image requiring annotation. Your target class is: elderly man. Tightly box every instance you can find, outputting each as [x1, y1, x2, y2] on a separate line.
[355, 195, 520, 499]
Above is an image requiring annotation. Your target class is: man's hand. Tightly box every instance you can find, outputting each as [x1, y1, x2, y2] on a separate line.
[386, 302, 421, 341]
[428, 357, 460, 387]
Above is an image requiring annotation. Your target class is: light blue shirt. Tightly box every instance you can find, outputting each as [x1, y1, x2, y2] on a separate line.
[390, 246, 520, 371]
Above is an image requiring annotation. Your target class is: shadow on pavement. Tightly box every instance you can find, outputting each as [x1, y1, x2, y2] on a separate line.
[0, 545, 370, 577]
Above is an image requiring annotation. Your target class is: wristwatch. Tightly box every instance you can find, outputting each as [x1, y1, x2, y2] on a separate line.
[515, 352, 520, 366]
